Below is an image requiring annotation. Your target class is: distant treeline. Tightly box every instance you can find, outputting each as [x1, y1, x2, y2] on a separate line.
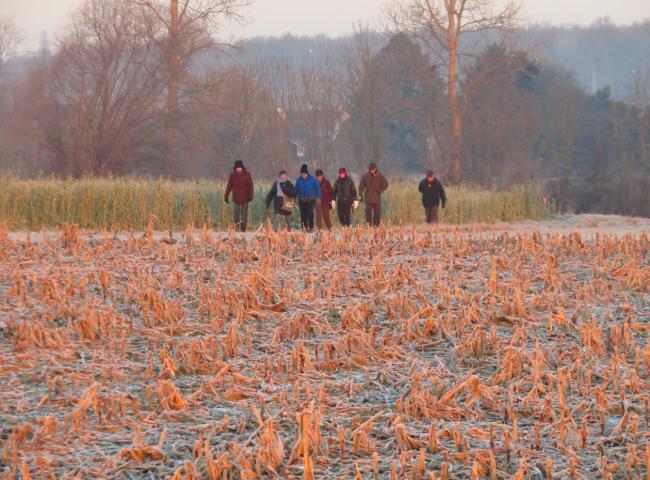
[0, 3, 649, 216]
[237, 19, 650, 100]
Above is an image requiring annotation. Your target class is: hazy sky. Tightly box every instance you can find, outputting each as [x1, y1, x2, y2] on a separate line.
[3, 0, 650, 51]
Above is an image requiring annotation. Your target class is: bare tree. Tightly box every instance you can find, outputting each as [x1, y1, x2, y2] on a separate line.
[342, 28, 388, 173]
[388, 0, 519, 182]
[631, 68, 650, 165]
[258, 58, 299, 117]
[257, 57, 299, 170]
[134, 0, 252, 175]
[295, 59, 345, 172]
[171, 62, 290, 178]
[35, 0, 166, 176]
[0, 16, 20, 74]
[463, 46, 540, 185]
[0, 16, 20, 167]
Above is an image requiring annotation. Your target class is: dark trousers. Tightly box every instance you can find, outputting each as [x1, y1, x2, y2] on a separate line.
[299, 200, 316, 231]
[425, 206, 439, 224]
[337, 202, 353, 227]
[365, 202, 381, 226]
[233, 202, 249, 232]
[315, 204, 333, 230]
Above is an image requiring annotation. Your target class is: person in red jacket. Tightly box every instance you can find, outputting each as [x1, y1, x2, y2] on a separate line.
[314, 169, 333, 231]
[224, 160, 254, 232]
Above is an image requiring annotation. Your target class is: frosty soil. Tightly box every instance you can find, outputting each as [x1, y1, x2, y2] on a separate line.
[0, 219, 649, 479]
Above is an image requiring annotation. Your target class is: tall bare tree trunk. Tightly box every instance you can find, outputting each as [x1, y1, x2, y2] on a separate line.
[166, 0, 179, 176]
[447, 12, 462, 183]
[388, 0, 519, 183]
[641, 109, 647, 165]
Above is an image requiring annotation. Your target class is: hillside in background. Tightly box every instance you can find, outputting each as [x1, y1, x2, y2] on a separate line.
[235, 19, 650, 100]
[528, 19, 650, 98]
[6, 19, 650, 99]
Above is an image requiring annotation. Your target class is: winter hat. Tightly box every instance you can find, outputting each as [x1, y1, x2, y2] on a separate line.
[368, 162, 377, 170]
[300, 163, 309, 174]
[234, 160, 244, 169]
[338, 167, 347, 175]
[315, 169, 324, 177]
[426, 170, 435, 177]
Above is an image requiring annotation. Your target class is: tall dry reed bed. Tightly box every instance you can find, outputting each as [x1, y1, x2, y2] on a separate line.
[0, 175, 552, 230]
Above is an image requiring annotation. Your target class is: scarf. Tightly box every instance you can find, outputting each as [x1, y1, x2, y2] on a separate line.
[276, 178, 288, 197]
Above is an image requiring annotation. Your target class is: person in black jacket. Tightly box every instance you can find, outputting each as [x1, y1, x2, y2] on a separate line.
[331, 167, 358, 227]
[418, 170, 446, 224]
[265, 170, 296, 231]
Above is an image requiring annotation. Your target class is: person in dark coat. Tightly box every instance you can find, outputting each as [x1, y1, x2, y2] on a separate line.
[314, 169, 333, 231]
[265, 170, 295, 231]
[359, 162, 389, 227]
[224, 160, 254, 232]
[294, 164, 321, 232]
[418, 170, 446, 224]
[331, 167, 358, 227]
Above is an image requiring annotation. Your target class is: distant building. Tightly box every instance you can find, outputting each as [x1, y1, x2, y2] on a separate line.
[283, 106, 349, 168]
[289, 139, 306, 163]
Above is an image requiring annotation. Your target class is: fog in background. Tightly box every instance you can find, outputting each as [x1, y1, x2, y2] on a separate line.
[3, 0, 650, 50]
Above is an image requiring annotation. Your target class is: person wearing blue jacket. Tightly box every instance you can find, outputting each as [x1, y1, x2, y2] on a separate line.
[294, 163, 321, 232]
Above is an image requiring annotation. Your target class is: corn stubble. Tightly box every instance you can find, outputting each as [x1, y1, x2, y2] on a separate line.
[0, 222, 649, 479]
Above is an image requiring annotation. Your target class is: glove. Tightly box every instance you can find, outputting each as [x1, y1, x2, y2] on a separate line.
[442, 203, 446, 209]
[330, 200, 336, 209]
[352, 200, 359, 210]
[224, 196, 229, 204]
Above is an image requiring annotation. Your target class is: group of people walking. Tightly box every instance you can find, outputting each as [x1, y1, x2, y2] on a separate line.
[224, 161, 446, 232]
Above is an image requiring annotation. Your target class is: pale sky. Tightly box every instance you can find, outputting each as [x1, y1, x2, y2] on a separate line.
[3, 0, 650, 52]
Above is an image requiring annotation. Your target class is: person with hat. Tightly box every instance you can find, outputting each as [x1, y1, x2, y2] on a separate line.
[314, 169, 333, 231]
[358, 162, 389, 227]
[294, 164, 321, 232]
[331, 167, 358, 227]
[224, 160, 254, 232]
[418, 170, 446, 224]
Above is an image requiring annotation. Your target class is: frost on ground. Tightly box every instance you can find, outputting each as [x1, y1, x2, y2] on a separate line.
[6, 214, 650, 244]
[0, 219, 649, 479]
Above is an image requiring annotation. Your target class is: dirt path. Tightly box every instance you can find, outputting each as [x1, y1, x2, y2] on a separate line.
[6, 214, 649, 244]
[498, 213, 650, 236]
